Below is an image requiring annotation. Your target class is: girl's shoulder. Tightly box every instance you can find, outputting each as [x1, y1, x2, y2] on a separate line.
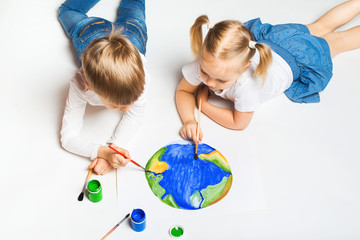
[182, 60, 202, 86]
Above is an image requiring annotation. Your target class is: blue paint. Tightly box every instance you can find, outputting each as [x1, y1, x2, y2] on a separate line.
[131, 208, 146, 232]
[157, 143, 231, 209]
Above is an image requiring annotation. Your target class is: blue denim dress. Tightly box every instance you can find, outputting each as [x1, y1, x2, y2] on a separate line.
[244, 18, 333, 103]
[58, 0, 147, 64]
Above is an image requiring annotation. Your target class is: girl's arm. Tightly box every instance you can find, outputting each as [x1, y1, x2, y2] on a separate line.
[176, 78, 203, 142]
[197, 85, 254, 130]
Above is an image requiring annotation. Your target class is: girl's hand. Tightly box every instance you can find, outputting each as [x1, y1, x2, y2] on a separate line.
[196, 85, 210, 105]
[88, 158, 114, 175]
[97, 144, 131, 168]
[179, 120, 203, 143]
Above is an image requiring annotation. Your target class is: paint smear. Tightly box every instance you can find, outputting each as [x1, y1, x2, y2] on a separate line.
[145, 140, 233, 210]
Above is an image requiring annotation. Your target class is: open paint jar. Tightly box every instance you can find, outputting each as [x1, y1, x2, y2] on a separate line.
[169, 225, 184, 238]
[87, 179, 103, 203]
[131, 208, 146, 232]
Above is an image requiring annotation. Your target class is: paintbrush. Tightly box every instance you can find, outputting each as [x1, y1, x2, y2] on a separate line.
[77, 168, 93, 201]
[108, 146, 151, 173]
[194, 99, 202, 159]
[100, 213, 130, 240]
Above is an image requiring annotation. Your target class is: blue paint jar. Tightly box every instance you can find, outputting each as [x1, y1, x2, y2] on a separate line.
[131, 208, 146, 232]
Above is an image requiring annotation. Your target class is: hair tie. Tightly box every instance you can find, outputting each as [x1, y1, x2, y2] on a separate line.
[249, 40, 257, 49]
[207, 23, 214, 30]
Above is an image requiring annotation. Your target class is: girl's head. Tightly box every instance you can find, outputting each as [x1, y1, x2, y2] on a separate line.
[81, 29, 145, 110]
[190, 15, 272, 90]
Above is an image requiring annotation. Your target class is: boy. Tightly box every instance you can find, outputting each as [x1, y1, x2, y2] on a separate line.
[58, 0, 149, 175]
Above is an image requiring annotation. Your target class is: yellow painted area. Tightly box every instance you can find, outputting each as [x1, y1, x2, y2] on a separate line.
[199, 150, 229, 164]
[149, 161, 168, 174]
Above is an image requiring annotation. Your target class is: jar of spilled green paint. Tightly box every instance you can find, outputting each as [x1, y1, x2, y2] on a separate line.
[87, 179, 102, 203]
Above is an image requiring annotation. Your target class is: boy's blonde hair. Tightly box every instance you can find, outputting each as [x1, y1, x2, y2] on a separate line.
[81, 29, 145, 105]
[190, 15, 272, 82]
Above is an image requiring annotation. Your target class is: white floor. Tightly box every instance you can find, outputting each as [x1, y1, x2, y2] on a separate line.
[1, 0, 360, 239]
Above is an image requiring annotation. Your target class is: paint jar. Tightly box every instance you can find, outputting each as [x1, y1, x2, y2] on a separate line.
[87, 179, 103, 203]
[169, 225, 184, 238]
[131, 208, 146, 232]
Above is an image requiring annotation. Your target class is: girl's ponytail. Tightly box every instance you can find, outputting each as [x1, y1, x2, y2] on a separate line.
[190, 15, 210, 58]
[253, 42, 272, 82]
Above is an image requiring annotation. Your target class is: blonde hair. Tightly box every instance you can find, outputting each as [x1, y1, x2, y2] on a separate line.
[81, 29, 145, 105]
[190, 15, 272, 82]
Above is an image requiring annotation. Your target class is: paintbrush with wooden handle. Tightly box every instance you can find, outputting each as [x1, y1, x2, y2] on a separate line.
[194, 99, 202, 159]
[77, 168, 93, 201]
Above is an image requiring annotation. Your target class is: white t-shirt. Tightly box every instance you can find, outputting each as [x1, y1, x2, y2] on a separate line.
[182, 50, 293, 112]
[60, 54, 150, 160]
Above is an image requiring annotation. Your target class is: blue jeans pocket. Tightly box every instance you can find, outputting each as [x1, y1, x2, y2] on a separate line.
[125, 20, 147, 50]
[78, 18, 112, 43]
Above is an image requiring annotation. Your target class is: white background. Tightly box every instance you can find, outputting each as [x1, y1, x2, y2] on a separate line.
[1, 0, 360, 239]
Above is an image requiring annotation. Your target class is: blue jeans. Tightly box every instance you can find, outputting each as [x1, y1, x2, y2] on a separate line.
[58, 0, 147, 64]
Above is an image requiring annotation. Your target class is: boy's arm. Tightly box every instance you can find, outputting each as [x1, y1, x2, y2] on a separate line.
[60, 74, 101, 160]
[107, 103, 145, 148]
[107, 86, 147, 148]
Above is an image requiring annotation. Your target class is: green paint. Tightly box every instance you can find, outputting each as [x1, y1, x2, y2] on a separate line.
[170, 226, 184, 237]
[146, 173, 166, 198]
[87, 179, 103, 203]
[200, 176, 228, 208]
[199, 154, 231, 173]
[145, 147, 167, 169]
[162, 194, 181, 209]
[190, 190, 202, 208]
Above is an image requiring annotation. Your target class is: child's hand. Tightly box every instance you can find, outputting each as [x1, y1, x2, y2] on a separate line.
[179, 120, 203, 143]
[88, 158, 114, 175]
[97, 145, 131, 168]
[196, 85, 210, 105]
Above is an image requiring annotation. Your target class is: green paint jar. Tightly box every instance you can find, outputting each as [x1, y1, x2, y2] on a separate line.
[169, 225, 184, 238]
[87, 179, 103, 203]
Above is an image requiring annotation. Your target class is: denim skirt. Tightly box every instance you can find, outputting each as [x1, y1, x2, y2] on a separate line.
[244, 18, 333, 103]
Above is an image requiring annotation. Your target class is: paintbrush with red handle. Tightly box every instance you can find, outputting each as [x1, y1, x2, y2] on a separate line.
[108, 146, 151, 172]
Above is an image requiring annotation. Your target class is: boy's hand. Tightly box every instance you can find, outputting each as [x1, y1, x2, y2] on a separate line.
[97, 145, 131, 168]
[179, 120, 203, 143]
[88, 158, 114, 175]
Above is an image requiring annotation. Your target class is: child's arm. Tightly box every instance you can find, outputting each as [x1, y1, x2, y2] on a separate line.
[197, 85, 254, 130]
[61, 73, 101, 160]
[176, 78, 203, 142]
[107, 81, 148, 148]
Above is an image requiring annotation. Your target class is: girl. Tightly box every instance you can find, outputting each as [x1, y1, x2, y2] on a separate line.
[176, 0, 360, 142]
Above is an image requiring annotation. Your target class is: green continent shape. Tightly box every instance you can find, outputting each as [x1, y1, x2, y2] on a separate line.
[198, 153, 231, 173]
[200, 176, 229, 208]
[146, 173, 166, 199]
[162, 194, 181, 209]
[190, 190, 202, 208]
[145, 147, 167, 170]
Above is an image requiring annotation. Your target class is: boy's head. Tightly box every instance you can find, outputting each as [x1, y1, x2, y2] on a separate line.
[81, 29, 145, 110]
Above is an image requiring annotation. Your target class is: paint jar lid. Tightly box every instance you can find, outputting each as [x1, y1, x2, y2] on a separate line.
[131, 208, 146, 223]
[169, 225, 184, 238]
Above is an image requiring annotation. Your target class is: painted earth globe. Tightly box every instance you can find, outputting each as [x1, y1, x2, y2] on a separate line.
[145, 140, 232, 210]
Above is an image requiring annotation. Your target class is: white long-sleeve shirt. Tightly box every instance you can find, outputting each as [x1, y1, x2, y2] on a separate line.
[60, 55, 150, 160]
